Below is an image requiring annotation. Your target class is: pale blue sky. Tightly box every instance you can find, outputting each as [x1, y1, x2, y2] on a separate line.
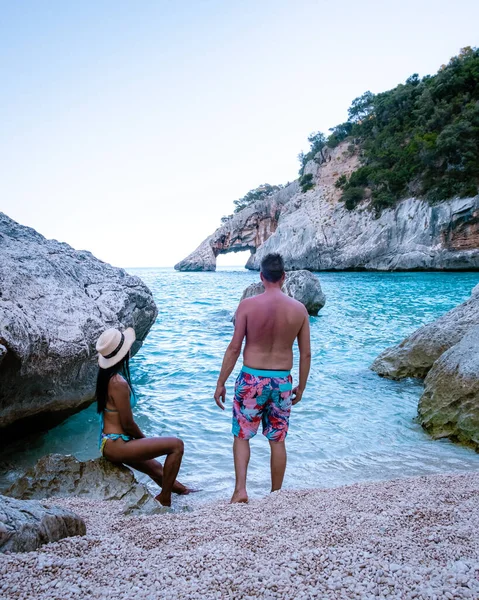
[1, 1, 478, 267]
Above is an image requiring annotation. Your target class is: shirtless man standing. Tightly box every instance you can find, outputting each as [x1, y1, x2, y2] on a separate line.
[214, 253, 311, 503]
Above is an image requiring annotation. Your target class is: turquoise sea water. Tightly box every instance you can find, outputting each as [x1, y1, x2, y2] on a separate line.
[1, 269, 479, 504]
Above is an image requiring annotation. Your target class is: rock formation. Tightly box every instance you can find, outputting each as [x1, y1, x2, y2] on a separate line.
[371, 284, 479, 379]
[0, 213, 158, 436]
[371, 284, 479, 449]
[174, 183, 299, 271]
[0, 494, 85, 553]
[6, 454, 161, 515]
[239, 270, 326, 316]
[175, 143, 479, 272]
[419, 327, 479, 450]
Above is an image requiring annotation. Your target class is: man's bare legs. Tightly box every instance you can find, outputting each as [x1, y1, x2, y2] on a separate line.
[269, 440, 287, 492]
[231, 437, 250, 503]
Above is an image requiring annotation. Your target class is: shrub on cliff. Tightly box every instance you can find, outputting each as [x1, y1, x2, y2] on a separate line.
[327, 122, 353, 148]
[300, 173, 315, 193]
[342, 186, 365, 209]
[233, 183, 283, 213]
[298, 132, 327, 175]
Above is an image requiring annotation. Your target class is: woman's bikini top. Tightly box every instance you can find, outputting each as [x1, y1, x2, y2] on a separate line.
[98, 391, 137, 449]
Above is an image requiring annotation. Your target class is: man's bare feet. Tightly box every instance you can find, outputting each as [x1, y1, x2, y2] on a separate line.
[230, 489, 248, 504]
[155, 492, 172, 507]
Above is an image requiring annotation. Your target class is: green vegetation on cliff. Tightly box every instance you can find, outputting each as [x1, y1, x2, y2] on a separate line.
[302, 47, 479, 212]
[221, 183, 283, 223]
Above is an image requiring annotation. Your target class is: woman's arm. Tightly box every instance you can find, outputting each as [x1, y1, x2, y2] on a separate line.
[109, 377, 145, 439]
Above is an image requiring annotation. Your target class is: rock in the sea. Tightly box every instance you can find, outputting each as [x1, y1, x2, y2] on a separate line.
[0, 494, 86, 553]
[176, 142, 479, 272]
[174, 183, 299, 271]
[371, 284, 479, 449]
[371, 284, 479, 379]
[239, 270, 326, 315]
[6, 454, 161, 515]
[0, 213, 158, 434]
[418, 327, 479, 450]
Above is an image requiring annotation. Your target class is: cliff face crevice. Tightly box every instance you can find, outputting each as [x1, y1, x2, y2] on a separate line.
[441, 206, 479, 251]
[175, 142, 479, 271]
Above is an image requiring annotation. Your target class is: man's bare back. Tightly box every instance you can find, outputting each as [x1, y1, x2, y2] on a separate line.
[241, 290, 308, 371]
[214, 253, 312, 504]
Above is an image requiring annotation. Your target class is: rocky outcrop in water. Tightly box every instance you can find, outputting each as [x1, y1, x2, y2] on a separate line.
[174, 183, 299, 271]
[419, 327, 479, 450]
[6, 454, 161, 515]
[371, 284, 479, 449]
[175, 143, 479, 272]
[0, 494, 86, 553]
[0, 213, 158, 435]
[371, 284, 479, 379]
[239, 270, 326, 316]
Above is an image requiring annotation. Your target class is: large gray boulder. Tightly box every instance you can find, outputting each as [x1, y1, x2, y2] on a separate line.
[0, 494, 85, 553]
[239, 270, 326, 316]
[371, 284, 479, 380]
[418, 327, 479, 450]
[0, 213, 158, 434]
[6, 454, 161, 515]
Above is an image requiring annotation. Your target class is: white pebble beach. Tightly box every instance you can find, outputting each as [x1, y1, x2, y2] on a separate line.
[1, 472, 479, 600]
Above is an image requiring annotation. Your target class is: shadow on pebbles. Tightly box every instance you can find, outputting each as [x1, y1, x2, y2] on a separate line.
[1, 472, 479, 600]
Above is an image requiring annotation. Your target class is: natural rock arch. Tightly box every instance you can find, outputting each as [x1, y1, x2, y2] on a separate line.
[174, 183, 299, 271]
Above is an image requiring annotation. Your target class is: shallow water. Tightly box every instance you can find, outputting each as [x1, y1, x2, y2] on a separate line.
[1, 269, 478, 504]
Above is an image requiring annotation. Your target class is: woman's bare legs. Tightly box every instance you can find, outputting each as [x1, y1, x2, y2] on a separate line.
[104, 437, 184, 506]
[123, 458, 193, 495]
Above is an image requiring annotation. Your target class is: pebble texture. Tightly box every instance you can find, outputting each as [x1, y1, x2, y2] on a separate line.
[0, 494, 85, 554]
[1, 473, 479, 598]
[6, 454, 162, 516]
[239, 270, 326, 315]
[371, 284, 479, 380]
[0, 212, 158, 432]
[419, 326, 479, 450]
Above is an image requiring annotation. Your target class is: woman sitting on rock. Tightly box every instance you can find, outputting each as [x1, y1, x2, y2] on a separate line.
[96, 327, 191, 506]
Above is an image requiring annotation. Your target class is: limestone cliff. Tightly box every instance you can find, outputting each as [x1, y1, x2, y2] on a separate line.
[0, 213, 158, 436]
[175, 142, 479, 271]
[174, 183, 299, 271]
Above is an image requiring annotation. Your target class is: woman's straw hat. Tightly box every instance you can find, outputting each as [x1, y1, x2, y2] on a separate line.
[96, 327, 136, 369]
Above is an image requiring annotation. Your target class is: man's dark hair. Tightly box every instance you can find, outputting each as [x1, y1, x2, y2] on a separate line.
[260, 253, 285, 283]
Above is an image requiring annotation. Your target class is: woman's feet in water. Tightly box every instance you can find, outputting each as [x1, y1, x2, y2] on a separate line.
[173, 483, 201, 495]
[230, 488, 248, 504]
[155, 484, 200, 506]
[155, 491, 172, 507]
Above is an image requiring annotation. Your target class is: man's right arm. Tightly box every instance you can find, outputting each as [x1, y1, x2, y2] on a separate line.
[293, 312, 311, 405]
[214, 301, 247, 410]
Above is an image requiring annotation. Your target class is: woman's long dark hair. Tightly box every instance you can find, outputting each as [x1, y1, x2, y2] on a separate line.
[95, 354, 136, 414]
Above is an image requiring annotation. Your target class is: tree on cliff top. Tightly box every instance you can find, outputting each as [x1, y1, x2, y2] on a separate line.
[232, 183, 283, 213]
[299, 47, 479, 213]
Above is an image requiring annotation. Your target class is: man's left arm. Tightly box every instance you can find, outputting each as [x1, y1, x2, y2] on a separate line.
[214, 302, 247, 410]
